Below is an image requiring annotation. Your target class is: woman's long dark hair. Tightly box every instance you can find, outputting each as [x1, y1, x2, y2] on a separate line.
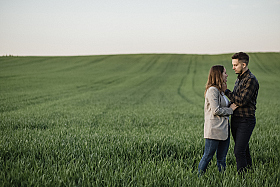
[204, 65, 224, 97]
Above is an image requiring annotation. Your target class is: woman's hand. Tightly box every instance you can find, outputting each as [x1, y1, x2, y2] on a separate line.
[230, 103, 238, 111]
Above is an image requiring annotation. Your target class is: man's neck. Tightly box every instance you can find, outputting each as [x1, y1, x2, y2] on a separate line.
[241, 67, 249, 75]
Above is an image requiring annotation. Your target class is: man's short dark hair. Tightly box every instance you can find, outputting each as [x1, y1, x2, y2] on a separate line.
[232, 52, 249, 66]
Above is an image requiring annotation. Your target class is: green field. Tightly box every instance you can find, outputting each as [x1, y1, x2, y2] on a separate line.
[1, 53, 280, 186]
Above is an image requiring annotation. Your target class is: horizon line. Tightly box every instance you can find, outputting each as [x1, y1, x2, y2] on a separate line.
[1, 51, 280, 57]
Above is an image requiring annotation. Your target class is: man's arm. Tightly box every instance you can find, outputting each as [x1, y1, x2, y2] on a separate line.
[225, 78, 258, 107]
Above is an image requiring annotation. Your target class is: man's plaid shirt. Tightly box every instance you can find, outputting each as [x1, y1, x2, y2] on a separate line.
[225, 69, 259, 117]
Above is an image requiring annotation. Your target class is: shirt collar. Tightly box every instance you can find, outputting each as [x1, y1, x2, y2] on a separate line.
[238, 69, 250, 80]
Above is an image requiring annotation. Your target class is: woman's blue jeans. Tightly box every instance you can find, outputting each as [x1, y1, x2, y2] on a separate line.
[198, 136, 230, 174]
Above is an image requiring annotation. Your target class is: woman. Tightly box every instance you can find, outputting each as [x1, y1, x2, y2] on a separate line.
[198, 65, 238, 174]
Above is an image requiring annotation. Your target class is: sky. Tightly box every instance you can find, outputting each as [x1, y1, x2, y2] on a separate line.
[0, 0, 280, 56]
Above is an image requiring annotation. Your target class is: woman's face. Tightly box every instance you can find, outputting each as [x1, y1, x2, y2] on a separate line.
[222, 68, 228, 83]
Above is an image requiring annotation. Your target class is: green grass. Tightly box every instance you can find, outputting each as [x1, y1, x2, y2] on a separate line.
[0, 53, 280, 186]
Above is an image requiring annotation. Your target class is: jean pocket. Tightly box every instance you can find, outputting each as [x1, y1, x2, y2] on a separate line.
[245, 117, 256, 125]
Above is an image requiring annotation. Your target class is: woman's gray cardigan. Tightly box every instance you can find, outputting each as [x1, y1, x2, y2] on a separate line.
[204, 87, 233, 140]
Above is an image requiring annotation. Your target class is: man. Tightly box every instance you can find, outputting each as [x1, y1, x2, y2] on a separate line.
[225, 52, 259, 173]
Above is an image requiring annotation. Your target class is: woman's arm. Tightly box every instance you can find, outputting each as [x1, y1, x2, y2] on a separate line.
[206, 87, 233, 116]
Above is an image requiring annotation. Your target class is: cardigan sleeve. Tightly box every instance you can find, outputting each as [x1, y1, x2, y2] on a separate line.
[206, 87, 233, 116]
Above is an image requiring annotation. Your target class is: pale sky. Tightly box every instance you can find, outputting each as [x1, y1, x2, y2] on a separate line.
[0, 0, 279, 56]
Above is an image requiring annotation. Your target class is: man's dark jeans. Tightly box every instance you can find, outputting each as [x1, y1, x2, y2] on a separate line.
[231, 116, 255, 172]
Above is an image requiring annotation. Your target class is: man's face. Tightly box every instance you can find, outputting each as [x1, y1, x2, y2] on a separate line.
[232, 59, 244, 74]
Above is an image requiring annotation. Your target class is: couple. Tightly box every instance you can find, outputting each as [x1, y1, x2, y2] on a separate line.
[198, 52, 259, 175]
